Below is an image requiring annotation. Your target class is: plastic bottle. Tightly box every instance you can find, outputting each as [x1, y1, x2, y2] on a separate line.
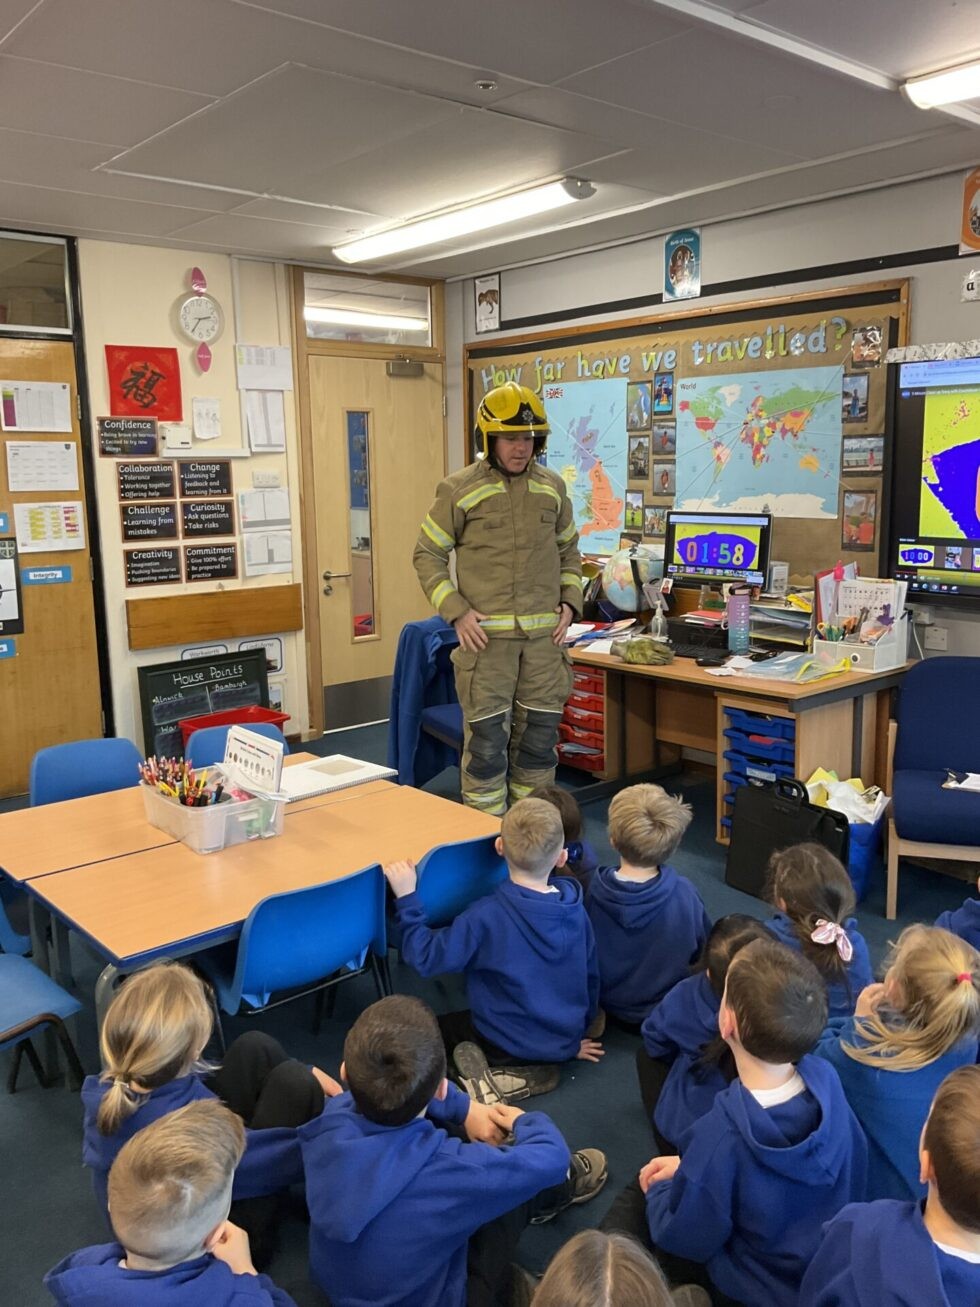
[727, 589, 751, 654]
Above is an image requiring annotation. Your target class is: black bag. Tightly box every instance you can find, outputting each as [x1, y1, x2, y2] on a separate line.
[725, 778, 850, 899]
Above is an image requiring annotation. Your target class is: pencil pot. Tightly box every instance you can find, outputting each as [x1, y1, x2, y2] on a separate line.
[141, 785, 284, 855]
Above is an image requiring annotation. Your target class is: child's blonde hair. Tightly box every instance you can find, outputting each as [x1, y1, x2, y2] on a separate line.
[108, 1100, 244, 1267]
[98, 962, 213, 1136]
[608, 784, 692, 868]
[844, 926, 980, 1071]
[533, 1229, 672, 1307]
[500, 798, 564, 878]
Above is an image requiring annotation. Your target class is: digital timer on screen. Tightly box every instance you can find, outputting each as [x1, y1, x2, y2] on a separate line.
[664, 511, 771, 587]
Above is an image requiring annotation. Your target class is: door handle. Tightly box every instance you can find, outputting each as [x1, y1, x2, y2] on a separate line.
[322, 568, 352, 596]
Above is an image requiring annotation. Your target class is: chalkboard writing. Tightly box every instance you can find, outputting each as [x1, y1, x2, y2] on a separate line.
[181, 498, 235, 537]
[117, 461, 176, 501]
[185, 542, 238, 582]
[98, 416, 158, 457]
[120, 501, 178, 541]
[179, 460, 232, 498]
[138, 650, 269, 757]
[125, 547, 182, 587]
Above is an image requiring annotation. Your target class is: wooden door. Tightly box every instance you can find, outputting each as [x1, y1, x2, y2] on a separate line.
[0, 339, 104, 795]
[307, 356, 444, 726]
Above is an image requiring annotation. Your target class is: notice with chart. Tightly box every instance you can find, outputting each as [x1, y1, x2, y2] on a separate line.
[0, 380, 73, 433]
[245, 390, 287, 452]
[243, 530, 292, 576]
[236, 345, 293, 391]
[238, 487, 290, 531]
[6, 440, 78, 492]
[14, 501, 86, 552]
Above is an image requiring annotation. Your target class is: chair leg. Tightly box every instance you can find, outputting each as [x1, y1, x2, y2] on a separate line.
[373, 953, 392, 999]
[9, 1039, 50, 1093]
[7, 1043, 25, 1093]
[886, 819, 900, 921]
[52, 1017, 85, 1091]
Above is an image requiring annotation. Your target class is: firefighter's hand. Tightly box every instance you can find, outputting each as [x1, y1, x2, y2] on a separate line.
[454, 609, 489, 652]
[552, 602, 575, 645]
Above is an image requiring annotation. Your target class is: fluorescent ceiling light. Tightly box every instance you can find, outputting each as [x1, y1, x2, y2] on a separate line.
[905, 58, 980, 108]
[303, 306, 429, 332]
[333, 177, 596, 264]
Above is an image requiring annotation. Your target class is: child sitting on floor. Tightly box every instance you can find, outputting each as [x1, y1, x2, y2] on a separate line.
[800, 1064, 980, 1306]
[46, 1100, 296, 1305]
[765, 842, 874, 1018]
[586, 784, 710, 1026]
[935, 872, 980, 950]
[387, 797, 602, 1101]
[530, 783, 599, 889]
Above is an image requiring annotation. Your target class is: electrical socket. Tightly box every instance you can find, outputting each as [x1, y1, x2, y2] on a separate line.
[911, 606, 933, 626]
[924, 625, 948, 651]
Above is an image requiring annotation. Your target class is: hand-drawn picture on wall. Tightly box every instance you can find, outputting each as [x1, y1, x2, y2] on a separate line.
[842, 489, 877, 551]
[105, 345, 182, 421]
[625, 490, 644, 530]
[842, 435, 883, 473]
[653, 373, 674, 415]
[628, 435, 650, 480]
[652, 421, 676, 454]
[653, 462, 676, 496]
[626, 380, 652, 430]
[474, 274, 500, 334]
[841, 373, 869, 422]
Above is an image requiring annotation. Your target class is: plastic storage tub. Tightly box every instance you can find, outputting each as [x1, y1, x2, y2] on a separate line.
[724, 708, 796, 740]
[722, 728, 796, 765]
[177, 705, 290, 751]
[142, 785, 284, 855]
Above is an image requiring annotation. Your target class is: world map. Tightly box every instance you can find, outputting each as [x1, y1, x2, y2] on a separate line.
[541, 379, 626, 553]
[675, 366, 843, 519]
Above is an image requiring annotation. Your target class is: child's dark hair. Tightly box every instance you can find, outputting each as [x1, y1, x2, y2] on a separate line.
[767, 843, 856, 983]
[924, 1064, 980, 1233]
[529, 784, 582, 844]
[343, 996, 446, 1127]
[695, 915, 772, 1080]
[725, 937, 828, 1064]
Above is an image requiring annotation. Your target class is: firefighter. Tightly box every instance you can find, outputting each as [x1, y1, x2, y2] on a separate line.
[413, 382, 583, 815]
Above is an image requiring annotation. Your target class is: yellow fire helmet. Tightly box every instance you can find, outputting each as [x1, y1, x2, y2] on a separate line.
[475, 382, 550, 461]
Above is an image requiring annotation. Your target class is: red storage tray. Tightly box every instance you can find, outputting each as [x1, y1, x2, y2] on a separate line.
[560, 723, 605, 750]
[558, 745, 605, 771]
[563, 704, 604, 731]
[178, 705, 290, 750]
[568, 691, 604, 713]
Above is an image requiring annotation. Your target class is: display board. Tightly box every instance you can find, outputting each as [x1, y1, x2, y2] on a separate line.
[137, 648, 269, 757]
[465, 282, 907, 576]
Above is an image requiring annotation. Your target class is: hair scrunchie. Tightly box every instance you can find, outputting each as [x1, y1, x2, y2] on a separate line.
[810, 918, 854, 962]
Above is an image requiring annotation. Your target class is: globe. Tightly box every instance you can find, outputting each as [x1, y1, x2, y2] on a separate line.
[601, 545, 664, 613]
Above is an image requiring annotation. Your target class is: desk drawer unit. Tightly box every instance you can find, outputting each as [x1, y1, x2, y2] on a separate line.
[559, 666, 608, 776]
[718, 702, 797, 841]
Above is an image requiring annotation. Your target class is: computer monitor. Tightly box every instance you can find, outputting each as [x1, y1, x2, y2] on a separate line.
[663, 510, 772, 588]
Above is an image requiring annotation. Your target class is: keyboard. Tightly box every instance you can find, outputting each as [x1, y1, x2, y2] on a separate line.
[671, 641, 726, 659]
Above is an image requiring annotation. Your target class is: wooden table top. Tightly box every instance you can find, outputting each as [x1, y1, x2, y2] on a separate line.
[571, 649, 910, 702]
[27, 783, 499, 965]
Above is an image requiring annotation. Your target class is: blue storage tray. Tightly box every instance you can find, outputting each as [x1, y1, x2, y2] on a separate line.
[723, 727, 796, 764]
[724, 771, 747, 789]
[724, 708, 796, 740]
[720, 815, 732, 832]
[723, 750, 794, 783]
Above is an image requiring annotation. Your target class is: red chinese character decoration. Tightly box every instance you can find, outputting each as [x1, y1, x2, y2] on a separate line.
[105, 345, 182, 421]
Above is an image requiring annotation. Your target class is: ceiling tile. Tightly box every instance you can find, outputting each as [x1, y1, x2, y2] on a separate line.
[560, 27, 935, 155]
[165, 212, 351, 260]
[227, 196, 381, 225]
[232, 0, 692, 84]
[0, 55, 212, 146]
[110, 64, 459, 196]
[0, 181, 216, 238]
[0, 0, 39, 40]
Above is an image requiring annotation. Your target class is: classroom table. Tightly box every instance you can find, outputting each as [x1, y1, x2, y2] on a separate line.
[22, 781, 499, 1023]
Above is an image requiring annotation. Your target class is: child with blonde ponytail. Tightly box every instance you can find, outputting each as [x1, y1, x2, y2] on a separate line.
[83, 962, 337, 1264]
[815, 925, 980, 1202]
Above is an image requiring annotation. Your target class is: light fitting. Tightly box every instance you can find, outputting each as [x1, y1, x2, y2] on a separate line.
[904, 58, 980, 109]
[303, 306, 429, 332]
[332, 177, 596, 264]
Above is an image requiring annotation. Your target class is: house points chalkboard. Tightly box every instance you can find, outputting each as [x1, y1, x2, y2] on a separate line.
[137, 649, 270, 757]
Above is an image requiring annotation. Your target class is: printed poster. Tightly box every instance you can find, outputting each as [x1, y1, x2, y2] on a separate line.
[105, 345, 182, 421]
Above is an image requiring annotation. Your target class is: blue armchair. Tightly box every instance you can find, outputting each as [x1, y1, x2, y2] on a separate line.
[886, 656, 980, 918]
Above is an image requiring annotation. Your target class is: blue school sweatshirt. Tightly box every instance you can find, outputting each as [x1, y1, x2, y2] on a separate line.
[44, 1243, 295, 1306]
[814, 1017, 979, 1201]
[645, 1054, 868, 1307]
[81, 1074, 305, 1214]
[565, 837, 599, 888]
[641, 971, 728, 1146]
[585, 865, 711, 1023]
[935, 896, 980, 950]
[799, 1200, 980, 1306]
[396, 877, 598, 1061]
[766, 913, 874, 1019]
[299, 1082, 570, 1307]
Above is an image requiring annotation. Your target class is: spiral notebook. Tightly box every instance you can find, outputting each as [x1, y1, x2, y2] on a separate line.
[279, 754, 397, 802]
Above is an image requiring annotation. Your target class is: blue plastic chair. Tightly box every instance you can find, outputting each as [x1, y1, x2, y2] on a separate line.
[196, 865, 388, 1032]
[0, 888, 30, 956]
[29, 737, 142, 806]
[414, 834, 506, 926]
[0, 954, 84, 1092]
[185, 723, 289, 769]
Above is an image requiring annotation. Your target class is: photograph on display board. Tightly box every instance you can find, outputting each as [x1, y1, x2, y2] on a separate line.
[841, 373, 869, 422]
[842, 435, 883, 473]
[644, 504, 668, 536]
[626, 380, 652, 430]
[850, 326, 882, 369]
[628, 434, 650, 480]
[653, 462, 676, 496]
[652, 420, 676, 454]
[653, 372, 674, 414]
[625, 490, 644, 530]
[842, 489, 877, 551]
